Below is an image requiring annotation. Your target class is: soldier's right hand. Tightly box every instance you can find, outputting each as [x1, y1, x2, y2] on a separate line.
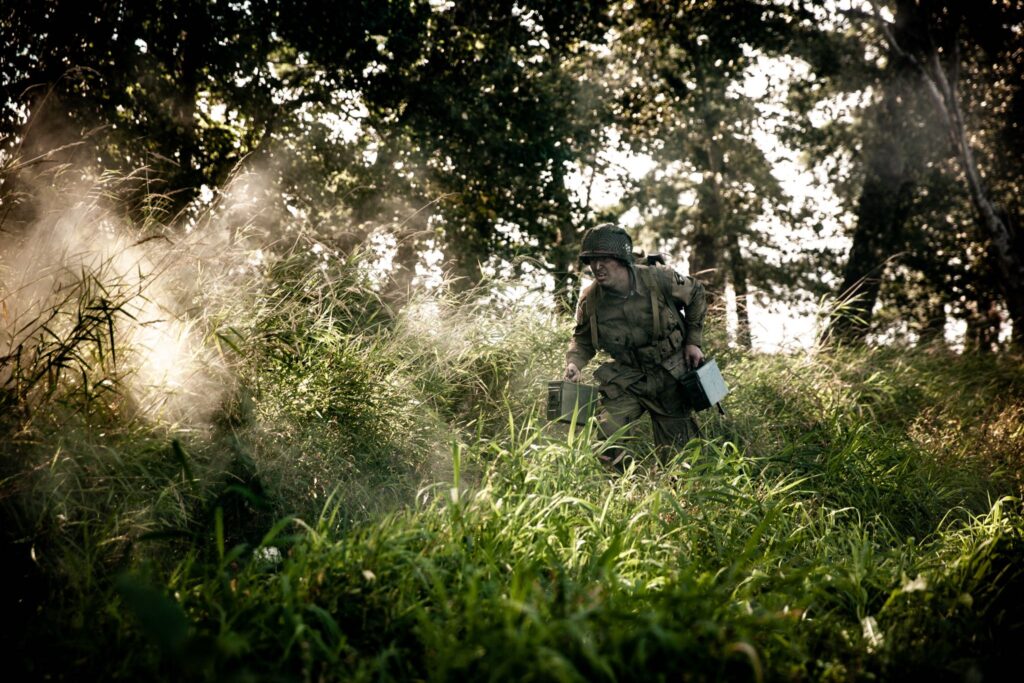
[564, 362, 581, 383]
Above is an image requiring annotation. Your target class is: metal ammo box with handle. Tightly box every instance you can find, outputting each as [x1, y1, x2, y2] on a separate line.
[546, 381, 599, 423]
[547, 359, 727, 423]
[678, 358, 729, 411]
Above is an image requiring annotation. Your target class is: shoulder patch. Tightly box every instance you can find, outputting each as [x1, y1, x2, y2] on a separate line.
[671, 274, 696, 304]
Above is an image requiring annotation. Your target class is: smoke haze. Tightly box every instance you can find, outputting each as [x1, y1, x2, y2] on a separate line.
[0, 167, 259, 426]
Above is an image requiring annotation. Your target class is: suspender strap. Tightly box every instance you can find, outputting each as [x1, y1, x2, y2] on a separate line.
[587, 286, 600, 348]
[643, 265, 689, 339]
[640, 268, 660, 341]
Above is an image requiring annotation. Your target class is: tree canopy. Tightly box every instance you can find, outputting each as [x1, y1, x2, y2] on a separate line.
[2, 0, 1022, 348]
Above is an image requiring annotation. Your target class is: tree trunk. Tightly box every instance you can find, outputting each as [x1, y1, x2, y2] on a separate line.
[167, 0, 207, 220]
[692, 128, 725, 307]
[442, 221, 485, 290]
[726, 230, 752, 349]
[826, 3, 924, 345]
[917, 290, 947, 346]
[550, 157, 579, 314]
[688, 226, 720, 290]
[932, 66, 1024, 348]
[965, 287, 1000, 353]
[828, 147, 914, 343]
[871, 0, 1024, 348]
[384, 200, 432, 305]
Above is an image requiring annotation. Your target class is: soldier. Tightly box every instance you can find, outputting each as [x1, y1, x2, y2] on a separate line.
[563, 223, 708, 468]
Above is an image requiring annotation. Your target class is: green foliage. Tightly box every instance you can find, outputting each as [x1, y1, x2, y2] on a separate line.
[7, 1, 1021, 343]
[26, 416, 1022, 680]
[4, 238, 1023, 680]
[878, 498, 1024, 679]
[2, 1, 616, 291]
[5, 2, 1024, 677]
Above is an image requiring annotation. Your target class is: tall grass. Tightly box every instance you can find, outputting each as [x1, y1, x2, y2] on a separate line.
[27, 415, 1021, 680]
[3, 175, 1023, 680]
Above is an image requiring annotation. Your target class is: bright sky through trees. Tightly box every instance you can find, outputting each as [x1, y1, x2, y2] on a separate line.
[566, 51, 857, 351]
[3, 0, 1021, 351]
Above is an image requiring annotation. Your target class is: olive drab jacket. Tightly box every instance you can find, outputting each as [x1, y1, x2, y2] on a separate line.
[566, 264, 707, 397]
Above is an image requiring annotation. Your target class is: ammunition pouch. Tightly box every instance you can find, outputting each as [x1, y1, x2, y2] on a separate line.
[631, 328, 685, 371]
[593, 362, 643, 400]
[661, 348, 689, 381]
[634, 345, 660, 367]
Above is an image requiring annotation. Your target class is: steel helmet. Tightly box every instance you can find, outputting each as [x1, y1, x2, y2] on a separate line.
[579, 223, 634, 265]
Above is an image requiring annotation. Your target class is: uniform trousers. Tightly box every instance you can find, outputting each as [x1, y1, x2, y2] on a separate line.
[595, 365, 698, 464]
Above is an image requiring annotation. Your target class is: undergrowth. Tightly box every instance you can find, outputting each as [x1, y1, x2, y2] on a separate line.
[2, 190, 1023, 680]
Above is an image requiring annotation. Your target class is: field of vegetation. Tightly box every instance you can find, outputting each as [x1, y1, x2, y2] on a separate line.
[3, 223, 1022, 682]
[6, 2, 1024, 679]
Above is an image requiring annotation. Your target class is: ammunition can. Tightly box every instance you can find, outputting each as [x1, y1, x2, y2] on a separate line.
[547, 381, 599, 423]
[678, 358, 729, 411]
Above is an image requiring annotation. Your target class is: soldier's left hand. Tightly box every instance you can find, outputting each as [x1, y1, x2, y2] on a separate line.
[564, 362, 581, 383]
[684, 344, 704, 370]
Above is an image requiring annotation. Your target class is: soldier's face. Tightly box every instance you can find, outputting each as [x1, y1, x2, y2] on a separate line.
[589, 256, 629, 292]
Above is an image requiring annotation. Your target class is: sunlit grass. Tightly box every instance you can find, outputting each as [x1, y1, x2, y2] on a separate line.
[2, 175, 1023, 679]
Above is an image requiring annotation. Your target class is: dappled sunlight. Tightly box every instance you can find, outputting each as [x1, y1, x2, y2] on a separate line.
[395, 296, 474, 361]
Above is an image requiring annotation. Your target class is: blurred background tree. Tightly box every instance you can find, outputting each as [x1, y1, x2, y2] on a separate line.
[798, 0, 1024, 349]
[609, 0, 820, 349]
[2, 0, 1021, 348]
